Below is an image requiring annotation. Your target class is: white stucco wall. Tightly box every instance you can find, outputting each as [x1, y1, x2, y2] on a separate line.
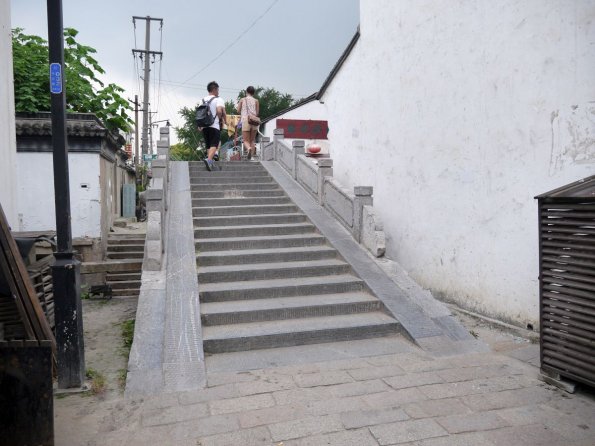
[17, 152, 102, 238]
[0, 0, 18, 227]
[323, 0, 595, 326]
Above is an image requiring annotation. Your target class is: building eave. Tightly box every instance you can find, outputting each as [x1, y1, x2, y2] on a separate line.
[316, 26, 360, 101]
[15, 112, 126, 149]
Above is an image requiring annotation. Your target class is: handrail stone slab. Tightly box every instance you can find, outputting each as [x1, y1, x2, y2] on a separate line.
[277, 139, 294, 174]
[296, 155, 319, 200]
[271, 126, 384, 256]
[323, 177, 355, 231]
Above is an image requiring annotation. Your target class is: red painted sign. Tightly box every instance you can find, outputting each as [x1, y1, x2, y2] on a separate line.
[125, 143, 133, 158]
[276, 119, 328, 140]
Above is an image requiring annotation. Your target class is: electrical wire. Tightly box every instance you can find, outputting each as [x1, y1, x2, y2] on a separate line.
[173, 0, 280, 91]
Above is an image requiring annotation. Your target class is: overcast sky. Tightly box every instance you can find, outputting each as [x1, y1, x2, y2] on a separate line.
[10, 0, 359, 143]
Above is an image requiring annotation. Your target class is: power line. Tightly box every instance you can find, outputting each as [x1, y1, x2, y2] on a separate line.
[174, 0, 280, 90]
[160, 79, 311, 100]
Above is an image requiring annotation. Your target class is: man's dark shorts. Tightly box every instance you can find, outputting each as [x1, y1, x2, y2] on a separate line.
[202, 127, 221, 149]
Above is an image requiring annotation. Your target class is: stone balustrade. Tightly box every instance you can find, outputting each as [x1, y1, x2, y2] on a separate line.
[272, 129, 386, 257]
[143, 127, 170, 271]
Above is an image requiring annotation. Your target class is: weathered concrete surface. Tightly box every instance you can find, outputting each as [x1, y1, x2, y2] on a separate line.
[90, 336, 595, 446]
[126, 162, 205, 397]
[162, 162, 206, 392]
[362, 205, 386, 257]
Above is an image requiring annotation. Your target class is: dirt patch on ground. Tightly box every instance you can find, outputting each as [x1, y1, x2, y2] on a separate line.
[54, 296, 139, 446]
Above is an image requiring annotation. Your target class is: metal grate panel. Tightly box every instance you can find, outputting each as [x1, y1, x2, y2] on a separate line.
[539, 201, 595, 387]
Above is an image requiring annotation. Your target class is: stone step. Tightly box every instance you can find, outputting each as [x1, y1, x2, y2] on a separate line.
[107, 237, 145, 247]
[111, 288, 140, 297]
[202, 312, 400, 353]
[195, 233, 327, 252]
[197, 259, 351, 284]
[106, 251, 144, 260]
[193, 213, 307, 228]
[192, 204, 299, 217]
[191, 183, 280, 191]
[106, 272, 142, 281]
[81, 260, 142, 274]
[190, 176, 273, 184]
[106, 244, 145, 252]
[192, 197, 291, 207]
[201, 292, 382, 326]
[107, 232, 146, 239]
[190, 170, 270, 177]
[197, 246, 337, 266]
[194, 222, 316, 239]
[107, 280, 141, 290]
[199, 274, 365, 302]
[192, 189, 286, 199]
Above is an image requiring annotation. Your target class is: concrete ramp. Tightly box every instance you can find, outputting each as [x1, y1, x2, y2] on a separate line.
[126, 162, 206, 397]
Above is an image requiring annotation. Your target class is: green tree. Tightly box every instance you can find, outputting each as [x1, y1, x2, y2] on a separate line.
[12, 28, 132, 134]
[170, 142, 203, 161]
[175, 105, 207, 159]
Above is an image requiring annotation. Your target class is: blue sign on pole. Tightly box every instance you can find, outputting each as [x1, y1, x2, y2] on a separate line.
[49, 63, 62, 94]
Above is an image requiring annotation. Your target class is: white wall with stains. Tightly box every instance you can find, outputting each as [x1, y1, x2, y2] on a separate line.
[322, 0, 595, 326]
[16, 152, 102, 238]
[0, 0, 18, 227]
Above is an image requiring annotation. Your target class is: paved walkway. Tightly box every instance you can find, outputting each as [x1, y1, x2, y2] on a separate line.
[81, 334, 594, 446]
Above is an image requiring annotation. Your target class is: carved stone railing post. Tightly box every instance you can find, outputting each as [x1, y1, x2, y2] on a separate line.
[144, 177, 164, 270]
[292, 140, 305, 180]
[316, 158, 333, 205]
[156, 141, 169, 157]
[273, 128, 284, 161]
[261, 136, 274, 161]
[353, 186, 373, 243]
[159, 126, 170, 149]
[142, 126, 171, 270]
[156, 127, 170, 210]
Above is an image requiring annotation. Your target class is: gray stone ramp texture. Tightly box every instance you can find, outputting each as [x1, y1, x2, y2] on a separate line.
[261, 160, 487, 356]
[190, 161, 403, 353]
[126, 162, 206, 397]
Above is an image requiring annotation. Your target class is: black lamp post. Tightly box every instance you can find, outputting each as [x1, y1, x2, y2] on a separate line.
[47, 0, 85, 388]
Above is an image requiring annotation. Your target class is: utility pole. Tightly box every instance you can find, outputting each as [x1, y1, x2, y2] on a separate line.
[132, 95, 139, 164]
[149, 111, 154, 155]
[132, 16, 163, 159]
[47, 0, 85, 388]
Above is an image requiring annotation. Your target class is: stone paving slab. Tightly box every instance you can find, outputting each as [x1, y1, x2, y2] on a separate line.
[72, 338, 595, 446]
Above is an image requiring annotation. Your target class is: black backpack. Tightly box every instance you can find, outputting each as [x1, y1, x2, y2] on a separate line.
[195, 96, 217, 128]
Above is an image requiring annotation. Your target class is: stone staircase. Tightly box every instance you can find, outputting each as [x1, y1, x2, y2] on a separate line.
[190, 161, 401, 354]
[105, 234, 144, 297]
